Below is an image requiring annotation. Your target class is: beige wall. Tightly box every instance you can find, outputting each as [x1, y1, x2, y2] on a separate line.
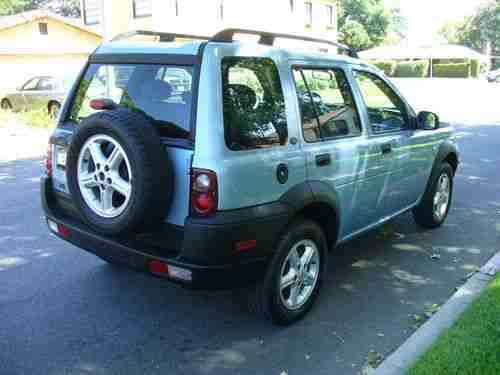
[0, 54, 89, 90]
[85, 0, 337, 47]
[0, 17, 101, 89]
[0, 17, 101, 54]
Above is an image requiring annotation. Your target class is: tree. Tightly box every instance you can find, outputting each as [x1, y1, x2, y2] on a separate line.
[439, 1, 500, 55]
[0, 0, 80, 17]
[337, 0, 394, 51]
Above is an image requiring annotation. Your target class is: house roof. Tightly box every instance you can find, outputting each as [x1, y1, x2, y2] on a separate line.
[359, 44, 487, 61]
[0, 9, 101, 37]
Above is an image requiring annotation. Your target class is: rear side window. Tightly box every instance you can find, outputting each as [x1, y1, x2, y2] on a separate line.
[69, 64, 194, 139]
[222, 57, 288, 151]
[293, 67, 361, 142]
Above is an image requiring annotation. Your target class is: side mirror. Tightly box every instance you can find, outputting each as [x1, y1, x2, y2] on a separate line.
[417, 111, 440, 130]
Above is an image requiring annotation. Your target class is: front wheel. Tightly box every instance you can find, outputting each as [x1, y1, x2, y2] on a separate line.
[413, 162, 454, 228]
[251, 218, 328, 325]
[1, 99, 12, 111]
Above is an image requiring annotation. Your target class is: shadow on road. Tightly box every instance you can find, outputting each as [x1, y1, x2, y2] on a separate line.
[1, 124, 499, 374]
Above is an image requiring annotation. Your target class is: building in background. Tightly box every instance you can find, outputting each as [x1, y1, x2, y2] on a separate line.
[0, 10, 101, 90]
[81, 0, 337, 49]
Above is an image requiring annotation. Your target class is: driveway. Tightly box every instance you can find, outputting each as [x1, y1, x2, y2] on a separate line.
[0, 121, 499, 375]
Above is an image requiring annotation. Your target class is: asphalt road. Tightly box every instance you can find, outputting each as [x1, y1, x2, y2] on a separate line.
[1, 122, 499, 375]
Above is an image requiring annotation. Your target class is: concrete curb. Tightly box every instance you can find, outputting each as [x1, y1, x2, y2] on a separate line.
[368, 252, 500, 375]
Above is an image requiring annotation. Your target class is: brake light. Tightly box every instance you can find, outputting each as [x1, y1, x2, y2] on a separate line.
[45, 143, 53, 177]
[190, 169, 218, 217]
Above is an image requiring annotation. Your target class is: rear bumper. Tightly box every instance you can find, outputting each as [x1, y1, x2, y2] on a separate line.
[41, 177, 291, 290]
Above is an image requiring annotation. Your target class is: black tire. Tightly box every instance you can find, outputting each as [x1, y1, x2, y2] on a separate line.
[412, 162, 453, 229]
[48, 102, 61, 118]
[250, 218, 328, 325]
[1, 99, 12, 111]
[66, 109, 173, 236]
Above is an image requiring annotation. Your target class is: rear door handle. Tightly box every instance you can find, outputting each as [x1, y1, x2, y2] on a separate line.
[315, 153, 331, 167]
[381, 143, 392, 154]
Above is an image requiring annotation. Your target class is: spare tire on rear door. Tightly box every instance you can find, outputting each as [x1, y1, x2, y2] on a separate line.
[66, 109, 173, 236]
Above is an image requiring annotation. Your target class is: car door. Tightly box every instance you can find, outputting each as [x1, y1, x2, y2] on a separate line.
[10, 78, 36, 110]
[352, 69, 424, 216]
[19, 77, 41, 111]
[32, 77, 57, 111]
[292, 64, 390, 239]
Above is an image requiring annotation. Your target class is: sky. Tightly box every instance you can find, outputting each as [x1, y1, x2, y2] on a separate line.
[388, 0, 488, 45]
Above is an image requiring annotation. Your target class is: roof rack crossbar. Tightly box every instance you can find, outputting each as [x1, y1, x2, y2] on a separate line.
[112, 30, 211, 43]
[211, 28, 358, 58]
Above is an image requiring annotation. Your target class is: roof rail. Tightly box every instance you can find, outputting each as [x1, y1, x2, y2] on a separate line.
[211, 28, 358, 58]
[112, 30, 211, 42]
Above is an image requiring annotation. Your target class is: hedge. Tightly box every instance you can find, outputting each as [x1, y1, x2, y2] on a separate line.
[433, 63, 470, 78]
[393, 60, 429, 78]
[372, 60, 396, 76]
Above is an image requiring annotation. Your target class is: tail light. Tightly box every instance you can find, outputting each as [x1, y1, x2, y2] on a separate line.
[190, 168, 218, 217]
[45, 143, 53, 177]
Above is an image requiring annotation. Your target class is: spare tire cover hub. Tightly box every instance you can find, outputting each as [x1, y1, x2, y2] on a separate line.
[77, 134, 132, 218]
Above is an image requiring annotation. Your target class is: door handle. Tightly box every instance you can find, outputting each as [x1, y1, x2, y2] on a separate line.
[380, 143, 392, 154]
[315, 153, 331, 167]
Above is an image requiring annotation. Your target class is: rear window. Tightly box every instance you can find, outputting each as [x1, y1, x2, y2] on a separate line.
[69, 64, 194, 139]
[222, 57, 288, 151]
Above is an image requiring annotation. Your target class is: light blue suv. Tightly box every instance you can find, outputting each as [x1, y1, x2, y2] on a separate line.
[41, 29, 459, 325]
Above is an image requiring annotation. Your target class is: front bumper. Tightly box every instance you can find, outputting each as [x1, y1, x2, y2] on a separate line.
[41, 177, 291, 290]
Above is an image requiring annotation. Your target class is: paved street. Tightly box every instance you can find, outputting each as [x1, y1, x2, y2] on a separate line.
[0, 121, 499, 375]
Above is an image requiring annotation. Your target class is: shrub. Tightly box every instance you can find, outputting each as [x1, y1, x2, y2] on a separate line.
[433, 63, 470, 78]
[372, 60, 396, 76]
[393, 60, 429, 78]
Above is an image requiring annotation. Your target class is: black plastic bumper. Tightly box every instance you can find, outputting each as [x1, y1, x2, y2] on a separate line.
[41, 177, 291, 290]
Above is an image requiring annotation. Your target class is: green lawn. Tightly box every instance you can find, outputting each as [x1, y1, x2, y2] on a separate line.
[408, 274, 500, 375]
[0, 109, 53, 128]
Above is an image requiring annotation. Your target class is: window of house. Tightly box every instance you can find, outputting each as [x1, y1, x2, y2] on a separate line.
[38, 22, 48, 35]
[222, 57, 288, 151]
[220, 0, 224, 20]
[293, 67, 362, 142]
[305, 1, 312, 25]
[326, 5, 334, 26]
[175, 0, 179, 16]
[353, 70, 408, 133]
[133, 0, 152, 18]
[83, 0, 101, 25]
[290, 0, 294, 12]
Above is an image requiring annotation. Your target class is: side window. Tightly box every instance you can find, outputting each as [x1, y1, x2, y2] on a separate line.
[37, 78, 56, 91]
[353, 70, 408, 134]
[293, 67, 362, 142]
[222, 57, 288, 151]
[22, 78, 40, 91]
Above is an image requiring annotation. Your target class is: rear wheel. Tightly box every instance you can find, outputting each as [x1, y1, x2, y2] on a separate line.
[1, 99, 12, 111]
[48, 102, 61, 118]
[413, 162, 453, 228]
[251, 218, 327, 325]
[66, 109, 173, 236]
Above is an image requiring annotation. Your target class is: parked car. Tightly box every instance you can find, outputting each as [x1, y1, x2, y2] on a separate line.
[41, 29, 459, 325]
[1, 74, 75, 117]
[487, 69, 500, 83]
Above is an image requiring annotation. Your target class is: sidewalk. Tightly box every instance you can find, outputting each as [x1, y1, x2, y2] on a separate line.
[369, 252, 500, 375]
[0, 123, 51, 162]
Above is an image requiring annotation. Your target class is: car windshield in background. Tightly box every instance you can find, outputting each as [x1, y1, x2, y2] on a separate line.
[69, 64, 194, 139]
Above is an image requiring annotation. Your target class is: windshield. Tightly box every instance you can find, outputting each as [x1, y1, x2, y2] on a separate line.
[69, 64, 194, 139]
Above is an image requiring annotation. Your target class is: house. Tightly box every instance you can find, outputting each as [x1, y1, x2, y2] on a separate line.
[81, 0, 337, 48]
[0, 10, 102, 90]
